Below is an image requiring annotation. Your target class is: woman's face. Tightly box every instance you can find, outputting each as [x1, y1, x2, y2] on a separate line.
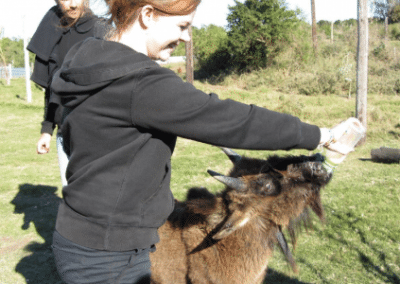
[58, 0, 85, 19]
[146, 11, 195, 61]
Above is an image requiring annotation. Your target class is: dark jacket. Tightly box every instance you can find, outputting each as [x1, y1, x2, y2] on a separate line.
[28, 6, 107, 135]
[51, 38, 321, 251]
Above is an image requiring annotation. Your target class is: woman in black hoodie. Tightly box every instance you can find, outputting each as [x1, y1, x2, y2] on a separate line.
[28, 0, 106, 186]
[50, 0, 351, 283]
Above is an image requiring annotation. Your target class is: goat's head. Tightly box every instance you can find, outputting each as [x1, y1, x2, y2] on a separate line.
[202, 148, 332, 270]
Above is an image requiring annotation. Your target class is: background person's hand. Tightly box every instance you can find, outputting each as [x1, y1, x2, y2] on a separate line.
[37, 133, 52, 154]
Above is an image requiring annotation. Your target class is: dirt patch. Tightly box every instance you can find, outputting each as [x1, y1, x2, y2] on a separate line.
[0, 236, 36, 256]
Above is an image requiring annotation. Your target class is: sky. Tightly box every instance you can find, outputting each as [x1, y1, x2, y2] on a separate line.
[0, 0, 362, 39]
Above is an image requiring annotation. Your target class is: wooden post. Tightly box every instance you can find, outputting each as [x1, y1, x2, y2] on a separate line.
[185, 26, 194, 85]
[311, 0, 318, 53]
[356, 0, 369, 145]
[384, 16, 389, 43]
[331, 21, 334, 43]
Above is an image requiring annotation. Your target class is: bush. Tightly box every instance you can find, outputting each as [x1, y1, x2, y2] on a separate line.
[318, 21, 332, 37]
[0, 38, 35, 67]
[334, 19, 357, 30]
[322, 43, 342, 57]
[372, 42, 389, 61]
[227, 0, 298, 71]
[390, 24, 400, 39]
[394, 79, 400, 94]
[192, 25, 231, 75]
[389, 4, 400, 23]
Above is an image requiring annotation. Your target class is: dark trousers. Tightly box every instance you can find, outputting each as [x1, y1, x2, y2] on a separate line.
[52, 231, 154, 284]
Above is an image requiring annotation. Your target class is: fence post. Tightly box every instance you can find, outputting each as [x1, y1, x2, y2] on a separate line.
[384, 17, 388, 43]
[311, 0, 318, 53]
[23, 15, 32, 103]
[356, 0, 368, 145]
[6, 64, 11, 85]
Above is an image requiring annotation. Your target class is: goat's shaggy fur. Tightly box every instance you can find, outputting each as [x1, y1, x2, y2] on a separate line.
[150, 150, 332, 284]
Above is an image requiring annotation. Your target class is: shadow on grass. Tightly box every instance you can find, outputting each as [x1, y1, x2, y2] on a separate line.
[322, 206, 400, 284]
[11, 184, 63, 284]
[263, 268, 312, 284]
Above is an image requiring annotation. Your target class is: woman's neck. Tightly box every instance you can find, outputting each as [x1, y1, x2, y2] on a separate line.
[115, 23, 148, 56]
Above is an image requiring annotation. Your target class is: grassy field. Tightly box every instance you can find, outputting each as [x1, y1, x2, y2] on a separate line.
[0, 77, 399, 284]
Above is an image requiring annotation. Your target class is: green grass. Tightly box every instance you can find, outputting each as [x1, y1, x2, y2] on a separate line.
[1, 77, 399, 284]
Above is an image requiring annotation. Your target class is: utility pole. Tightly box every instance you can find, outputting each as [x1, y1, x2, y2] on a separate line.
[311, 0, 318, 53]
[23, 15, 32, 103]
[356, 0, 369, 145]
[185, 26, 194, 85]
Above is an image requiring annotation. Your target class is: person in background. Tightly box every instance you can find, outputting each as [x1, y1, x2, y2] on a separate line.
[27, 0, 107, 186]
[50, 0, 352, 283]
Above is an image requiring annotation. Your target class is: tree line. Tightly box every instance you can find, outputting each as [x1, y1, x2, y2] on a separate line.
[1, 0, 400, 73]
[173, 0, 400, 77]
[0, 37, 35, 68]
[371, 0, 400, 23]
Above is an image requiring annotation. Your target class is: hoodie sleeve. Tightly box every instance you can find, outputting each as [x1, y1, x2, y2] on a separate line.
[131, 67, 320, 151]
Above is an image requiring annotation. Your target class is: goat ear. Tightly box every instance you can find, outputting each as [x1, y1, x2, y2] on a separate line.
[212, 211, 251, 240]
[186, 188, 217, 216]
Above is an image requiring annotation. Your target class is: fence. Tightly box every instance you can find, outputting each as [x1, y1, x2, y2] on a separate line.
[0, 66, 32, 79]
[0, 56, 186, 78]
[0, 57, 185, 78]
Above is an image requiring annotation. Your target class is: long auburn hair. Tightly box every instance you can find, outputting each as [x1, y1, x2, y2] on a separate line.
[105, 0, 200, 39]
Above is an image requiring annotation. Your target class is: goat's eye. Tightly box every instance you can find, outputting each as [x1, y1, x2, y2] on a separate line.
[264, 182, 273, 191]
[250, 177, 278, 196]
[262, 181, 277, 196]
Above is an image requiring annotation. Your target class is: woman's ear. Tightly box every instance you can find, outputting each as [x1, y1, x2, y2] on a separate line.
[139, 5, 157, 29]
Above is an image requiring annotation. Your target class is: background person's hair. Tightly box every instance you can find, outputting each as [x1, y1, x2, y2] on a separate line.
[105, 0, 201, 39]
[55, 0, 92, 28]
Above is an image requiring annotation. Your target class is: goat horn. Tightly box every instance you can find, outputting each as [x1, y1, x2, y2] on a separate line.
[219, 147, 242, 163]
[207, 170, 246, 192]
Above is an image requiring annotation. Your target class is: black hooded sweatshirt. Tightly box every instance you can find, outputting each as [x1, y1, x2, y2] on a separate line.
[51, 37, 321, 252]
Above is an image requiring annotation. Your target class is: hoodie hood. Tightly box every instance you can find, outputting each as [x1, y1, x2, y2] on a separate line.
[51, 38, 158, 109]
[27, 6, 100, 62]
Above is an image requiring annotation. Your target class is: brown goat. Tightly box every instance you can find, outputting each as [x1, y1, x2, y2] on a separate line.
[150, 148, 332, 284]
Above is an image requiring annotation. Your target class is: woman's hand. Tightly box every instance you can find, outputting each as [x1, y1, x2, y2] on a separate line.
[37, 133, 52, 154]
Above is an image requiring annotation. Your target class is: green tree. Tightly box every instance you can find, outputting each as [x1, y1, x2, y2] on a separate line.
[192, 25, 230, 72]
[227, 0, 298, 70]
[370, 0, 400, 22]
[388, 4, 400, 22]
[171, 25, 230, 76]
[0, 37, 35, 67]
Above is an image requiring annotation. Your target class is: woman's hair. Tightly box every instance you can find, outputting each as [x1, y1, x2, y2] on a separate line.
[106, 0, 201, 39]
